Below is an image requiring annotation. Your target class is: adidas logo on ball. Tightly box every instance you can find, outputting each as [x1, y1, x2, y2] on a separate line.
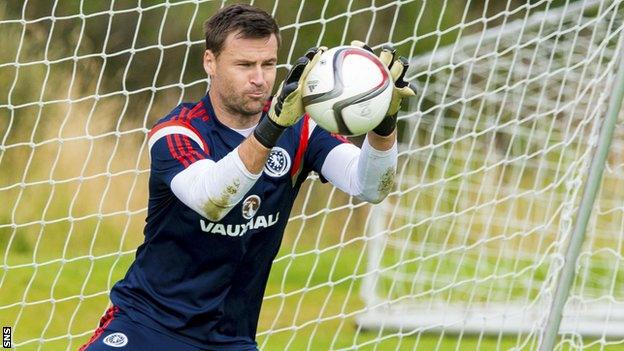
[307, 80, 320, 92]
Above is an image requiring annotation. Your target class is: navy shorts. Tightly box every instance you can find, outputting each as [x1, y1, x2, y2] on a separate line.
[79, 306, 202, 351]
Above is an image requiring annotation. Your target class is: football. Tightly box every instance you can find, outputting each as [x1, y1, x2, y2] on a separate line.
[302, 45, 393, 136]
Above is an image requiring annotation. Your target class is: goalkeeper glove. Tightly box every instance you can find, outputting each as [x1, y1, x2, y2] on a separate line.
[351, 41, 417, 136]
[254, 46, 326, 148]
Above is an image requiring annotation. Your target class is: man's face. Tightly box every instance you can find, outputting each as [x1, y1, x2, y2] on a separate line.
[203, 32, 278, 119]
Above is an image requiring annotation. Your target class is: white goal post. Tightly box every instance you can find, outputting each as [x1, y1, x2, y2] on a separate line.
[1, 1, 624, 351]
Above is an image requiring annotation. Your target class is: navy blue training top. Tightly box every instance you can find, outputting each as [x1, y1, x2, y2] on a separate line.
[109, 93, 347, 350]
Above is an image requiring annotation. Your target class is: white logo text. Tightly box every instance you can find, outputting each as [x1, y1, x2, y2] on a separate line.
[200, 213, 280, 237]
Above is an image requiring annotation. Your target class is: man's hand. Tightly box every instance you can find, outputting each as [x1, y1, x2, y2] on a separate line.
[351, 40, 417, 136]
[254, 47, 326, 149]
[268, 46, 326, 127]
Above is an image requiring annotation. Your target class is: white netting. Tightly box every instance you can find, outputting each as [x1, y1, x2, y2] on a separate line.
[1, 0, 624, 350]
[358, 0, 624, 349]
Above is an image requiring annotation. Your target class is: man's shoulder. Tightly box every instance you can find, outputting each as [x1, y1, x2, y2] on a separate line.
[147, 99, 212, 154]
[152, 100, 210, 129]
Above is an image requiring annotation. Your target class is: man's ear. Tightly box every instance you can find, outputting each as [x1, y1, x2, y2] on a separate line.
[203, 50, 216, 76]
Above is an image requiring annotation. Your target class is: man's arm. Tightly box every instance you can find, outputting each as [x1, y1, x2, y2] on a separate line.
[149, 131, 261, 222]
[319, 132, 398, 204]
[161, 48, 326, 222]
[367, 128, 396, 151]
[316, 42, 416, 204]
[237, 135, 271, 174]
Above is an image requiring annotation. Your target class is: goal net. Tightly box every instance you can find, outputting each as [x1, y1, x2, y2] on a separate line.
[358, 0, 624, 346]
[1, 1, 624, 350]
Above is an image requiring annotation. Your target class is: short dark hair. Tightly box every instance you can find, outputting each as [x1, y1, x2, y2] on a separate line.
[203, 4, 281, 56]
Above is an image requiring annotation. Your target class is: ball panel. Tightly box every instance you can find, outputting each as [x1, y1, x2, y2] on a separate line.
[332, 56, 392, 135]
[302, 47, 348, 106]
[341, 84, 393, 135]
[341, 53, 384, 91]
[307, 108, 341, 135]
[303, 53, 335, 97]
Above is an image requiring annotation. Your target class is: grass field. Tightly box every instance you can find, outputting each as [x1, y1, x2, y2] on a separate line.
[2, 230, 623, 351]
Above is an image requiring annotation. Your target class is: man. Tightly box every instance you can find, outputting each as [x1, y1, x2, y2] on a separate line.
[80, 4, 415, 351]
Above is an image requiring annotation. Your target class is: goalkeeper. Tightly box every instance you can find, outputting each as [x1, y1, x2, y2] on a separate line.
[80, 4, 415, 351]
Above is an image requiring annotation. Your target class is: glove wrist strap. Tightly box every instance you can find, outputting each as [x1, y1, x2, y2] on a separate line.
[254, 116, 286, 149]
[373, 113, 397, 137]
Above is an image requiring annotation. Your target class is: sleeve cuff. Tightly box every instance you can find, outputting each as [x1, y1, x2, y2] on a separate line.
[362, 135, 398, 158]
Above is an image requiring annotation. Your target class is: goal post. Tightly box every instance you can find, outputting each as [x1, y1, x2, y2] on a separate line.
[2, 1, 624, 351]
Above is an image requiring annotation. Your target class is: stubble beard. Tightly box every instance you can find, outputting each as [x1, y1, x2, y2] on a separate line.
[220, 88, 266, 120]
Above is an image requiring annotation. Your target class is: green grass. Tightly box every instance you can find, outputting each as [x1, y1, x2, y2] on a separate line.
[2, 246, 517, 351]
[0, 172, 621, 351]
[2, 240, 623, 351]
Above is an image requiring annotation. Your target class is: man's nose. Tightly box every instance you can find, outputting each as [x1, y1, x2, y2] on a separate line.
[249, 66, 265, 86]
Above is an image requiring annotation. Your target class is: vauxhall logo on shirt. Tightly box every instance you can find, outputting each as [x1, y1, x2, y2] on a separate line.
[200, 195, 279, 236]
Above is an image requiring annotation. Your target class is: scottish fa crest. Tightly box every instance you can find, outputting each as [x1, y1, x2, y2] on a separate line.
[264, 147, 291, 178]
